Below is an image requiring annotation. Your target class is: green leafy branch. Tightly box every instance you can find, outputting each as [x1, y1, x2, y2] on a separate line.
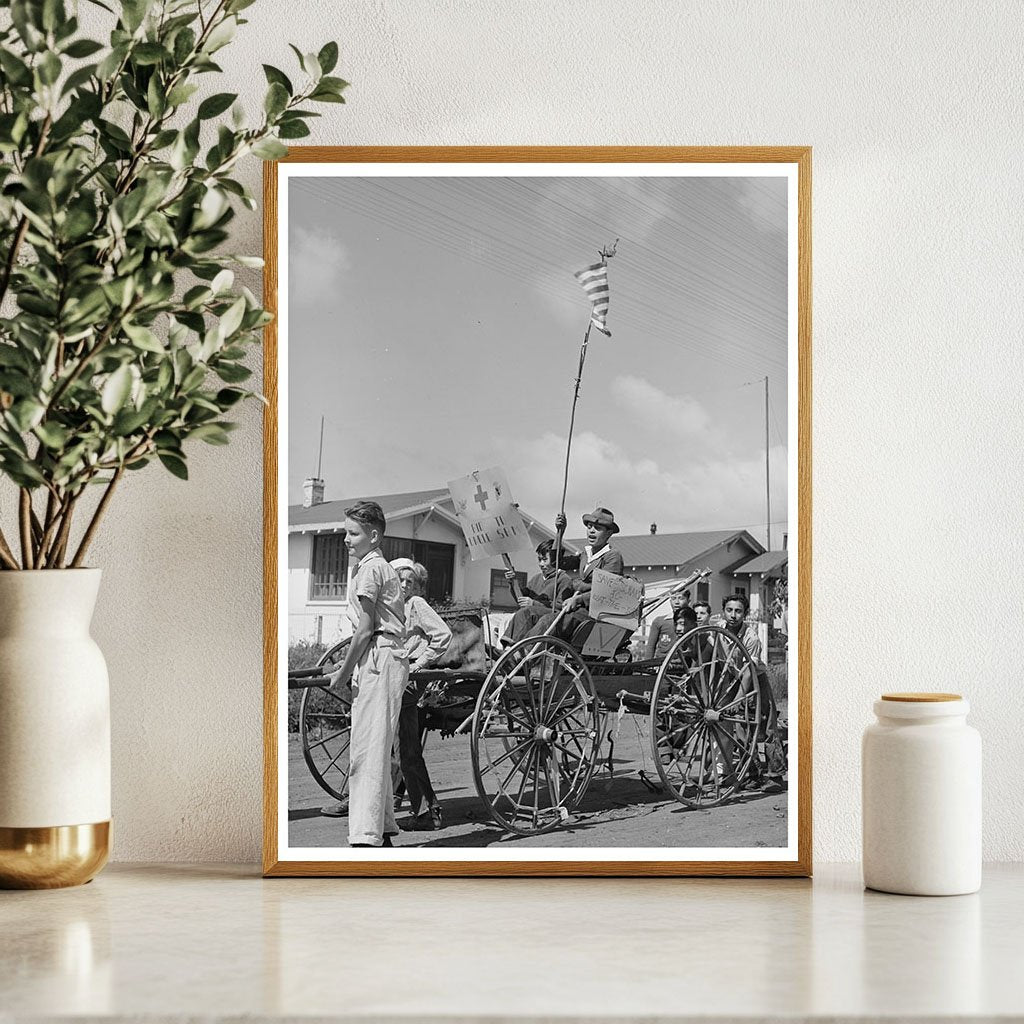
[0, 0, 347, 569]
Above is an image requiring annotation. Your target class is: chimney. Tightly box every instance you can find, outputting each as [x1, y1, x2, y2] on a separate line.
[303, 477, 325, 508]
[650, 523, 657, 535]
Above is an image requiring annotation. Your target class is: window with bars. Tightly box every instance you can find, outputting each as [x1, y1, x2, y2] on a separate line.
[310, 533, 349, 601]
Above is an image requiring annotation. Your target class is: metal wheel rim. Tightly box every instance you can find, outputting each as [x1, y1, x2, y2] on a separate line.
[471, 635, 600, 836]
[298, 640, 353, 801]
[649, 625, 762, 808]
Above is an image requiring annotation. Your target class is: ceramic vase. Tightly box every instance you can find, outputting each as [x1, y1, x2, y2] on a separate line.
[0, 569, 111, 888]
[862, 692, 981, 896]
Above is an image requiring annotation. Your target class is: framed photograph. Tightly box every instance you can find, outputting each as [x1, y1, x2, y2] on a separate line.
[263, 147, 811, 877]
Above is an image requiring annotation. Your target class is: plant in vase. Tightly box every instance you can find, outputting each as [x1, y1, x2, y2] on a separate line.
[0, 0, 345, 886]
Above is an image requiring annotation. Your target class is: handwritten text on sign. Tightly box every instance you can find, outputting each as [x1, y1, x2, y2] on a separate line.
[447, 467, 532, 561]
[588, 569, 643, 628]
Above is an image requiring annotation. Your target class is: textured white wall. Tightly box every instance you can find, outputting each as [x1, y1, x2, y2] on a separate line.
[79, 1, 1024, 862]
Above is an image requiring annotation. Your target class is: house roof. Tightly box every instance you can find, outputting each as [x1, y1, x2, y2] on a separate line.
[289, 489, 450, 528]
[288, 488, 573, 548]
[733, 550, 789, 576]
[567, 529, 763, 568]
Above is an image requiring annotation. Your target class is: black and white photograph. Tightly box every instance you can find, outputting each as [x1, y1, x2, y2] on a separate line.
[268, 150, 809, 874]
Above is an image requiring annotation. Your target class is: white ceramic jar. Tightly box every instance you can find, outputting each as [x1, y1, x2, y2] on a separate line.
[862, 693, 981, 895]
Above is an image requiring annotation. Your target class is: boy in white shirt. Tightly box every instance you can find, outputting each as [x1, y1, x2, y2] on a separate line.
[328, 502, 408, 848]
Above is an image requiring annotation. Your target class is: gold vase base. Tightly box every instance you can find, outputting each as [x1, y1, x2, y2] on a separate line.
[0, 821, 110, 889]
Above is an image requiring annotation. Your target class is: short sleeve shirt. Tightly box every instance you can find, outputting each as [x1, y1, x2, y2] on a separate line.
[346, 548, 405, 638]
[741, 622, 763, 663]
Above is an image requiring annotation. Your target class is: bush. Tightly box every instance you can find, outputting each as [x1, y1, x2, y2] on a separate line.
[287, 640, 327, 732]
[288, 639, 326, 672]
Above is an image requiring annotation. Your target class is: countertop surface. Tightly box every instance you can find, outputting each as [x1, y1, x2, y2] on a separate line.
[2, 862, 1022, 1022]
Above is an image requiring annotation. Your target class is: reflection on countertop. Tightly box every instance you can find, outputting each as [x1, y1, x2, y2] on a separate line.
[2, 863, 1021, 1019]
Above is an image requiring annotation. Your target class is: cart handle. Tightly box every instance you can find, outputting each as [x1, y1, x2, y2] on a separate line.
[640, 567, 711, 617]
[288, 666, 489, 690]
[289, 666, 327, 680]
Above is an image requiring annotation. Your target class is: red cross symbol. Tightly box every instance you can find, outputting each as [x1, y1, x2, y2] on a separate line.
[473, 484, 489, 511]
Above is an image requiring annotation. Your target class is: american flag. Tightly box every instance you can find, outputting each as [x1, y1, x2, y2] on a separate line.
[573, 260, 612, 336]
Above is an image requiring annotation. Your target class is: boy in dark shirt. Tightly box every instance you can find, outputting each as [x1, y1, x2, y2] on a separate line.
[502, 539, 577, 644]
[645, 589, 691, 660]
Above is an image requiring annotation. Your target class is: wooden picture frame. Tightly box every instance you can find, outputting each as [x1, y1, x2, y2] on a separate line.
[263, 147, 812, 877]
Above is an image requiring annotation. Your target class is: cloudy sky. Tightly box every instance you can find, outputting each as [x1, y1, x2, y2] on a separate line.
[285, 172, 790, 546]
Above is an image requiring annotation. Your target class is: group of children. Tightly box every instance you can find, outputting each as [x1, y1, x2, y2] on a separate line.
[500, 505, 760, 668]
[497, 509, 786, 796]
[327, 500, 784, 847]
[644, 591, 760, 660]
[329, 501, 628, 847]
[326, 501, 452, 848]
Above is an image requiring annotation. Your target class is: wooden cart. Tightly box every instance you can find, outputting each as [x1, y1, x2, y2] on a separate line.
[289, 576, 781, 837]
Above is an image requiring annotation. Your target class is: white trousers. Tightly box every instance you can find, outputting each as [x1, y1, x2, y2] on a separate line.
[348, 641, 408, 846]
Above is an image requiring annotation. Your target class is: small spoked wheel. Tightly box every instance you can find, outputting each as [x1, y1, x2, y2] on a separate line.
[650, 625, 762, 808]
[471, 636, 601, 836]
[299, 639, 352, 801]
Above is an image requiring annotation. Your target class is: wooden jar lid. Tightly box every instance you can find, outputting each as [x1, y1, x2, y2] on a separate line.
[881, 692, 962, 702]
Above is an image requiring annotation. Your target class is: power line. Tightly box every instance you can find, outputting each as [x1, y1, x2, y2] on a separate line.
[541, 176, 787, 301]
[464, 176, 789, 354]
[299, 176, 787, 368]
[292, 177, 789, 376]
[296, 190, 786, 378]
[503, 177, 787, 319]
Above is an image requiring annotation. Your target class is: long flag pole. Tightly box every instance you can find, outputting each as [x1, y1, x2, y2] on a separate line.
[558, 319, 593, 521]
[553, 241, 618, 576]
[764, 375, 772, 551]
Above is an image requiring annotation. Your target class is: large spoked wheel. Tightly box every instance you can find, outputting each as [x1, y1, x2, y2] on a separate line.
[471, 636, 601, 836]
[650, 625, 762, 808]
[299, 639, 352, 801]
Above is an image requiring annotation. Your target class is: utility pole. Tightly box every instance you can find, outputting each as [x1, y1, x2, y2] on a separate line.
[316, 415, 324, 478]
[764, 376, 771, 550]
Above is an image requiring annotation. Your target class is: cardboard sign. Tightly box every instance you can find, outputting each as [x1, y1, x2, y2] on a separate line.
[447, 467, 532, 561]
[588, 568, 642, 629]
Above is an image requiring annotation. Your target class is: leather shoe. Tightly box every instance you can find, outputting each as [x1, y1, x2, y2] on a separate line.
[399, 807, 443, 831]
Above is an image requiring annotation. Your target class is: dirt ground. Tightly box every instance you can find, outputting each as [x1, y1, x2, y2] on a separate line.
[287, 705, 789, 851]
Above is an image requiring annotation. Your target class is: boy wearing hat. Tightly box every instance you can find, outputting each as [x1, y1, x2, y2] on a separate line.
[566, 505, 625, 606]
[389, 558, 452, 831]
[528, 506, 625, 644]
